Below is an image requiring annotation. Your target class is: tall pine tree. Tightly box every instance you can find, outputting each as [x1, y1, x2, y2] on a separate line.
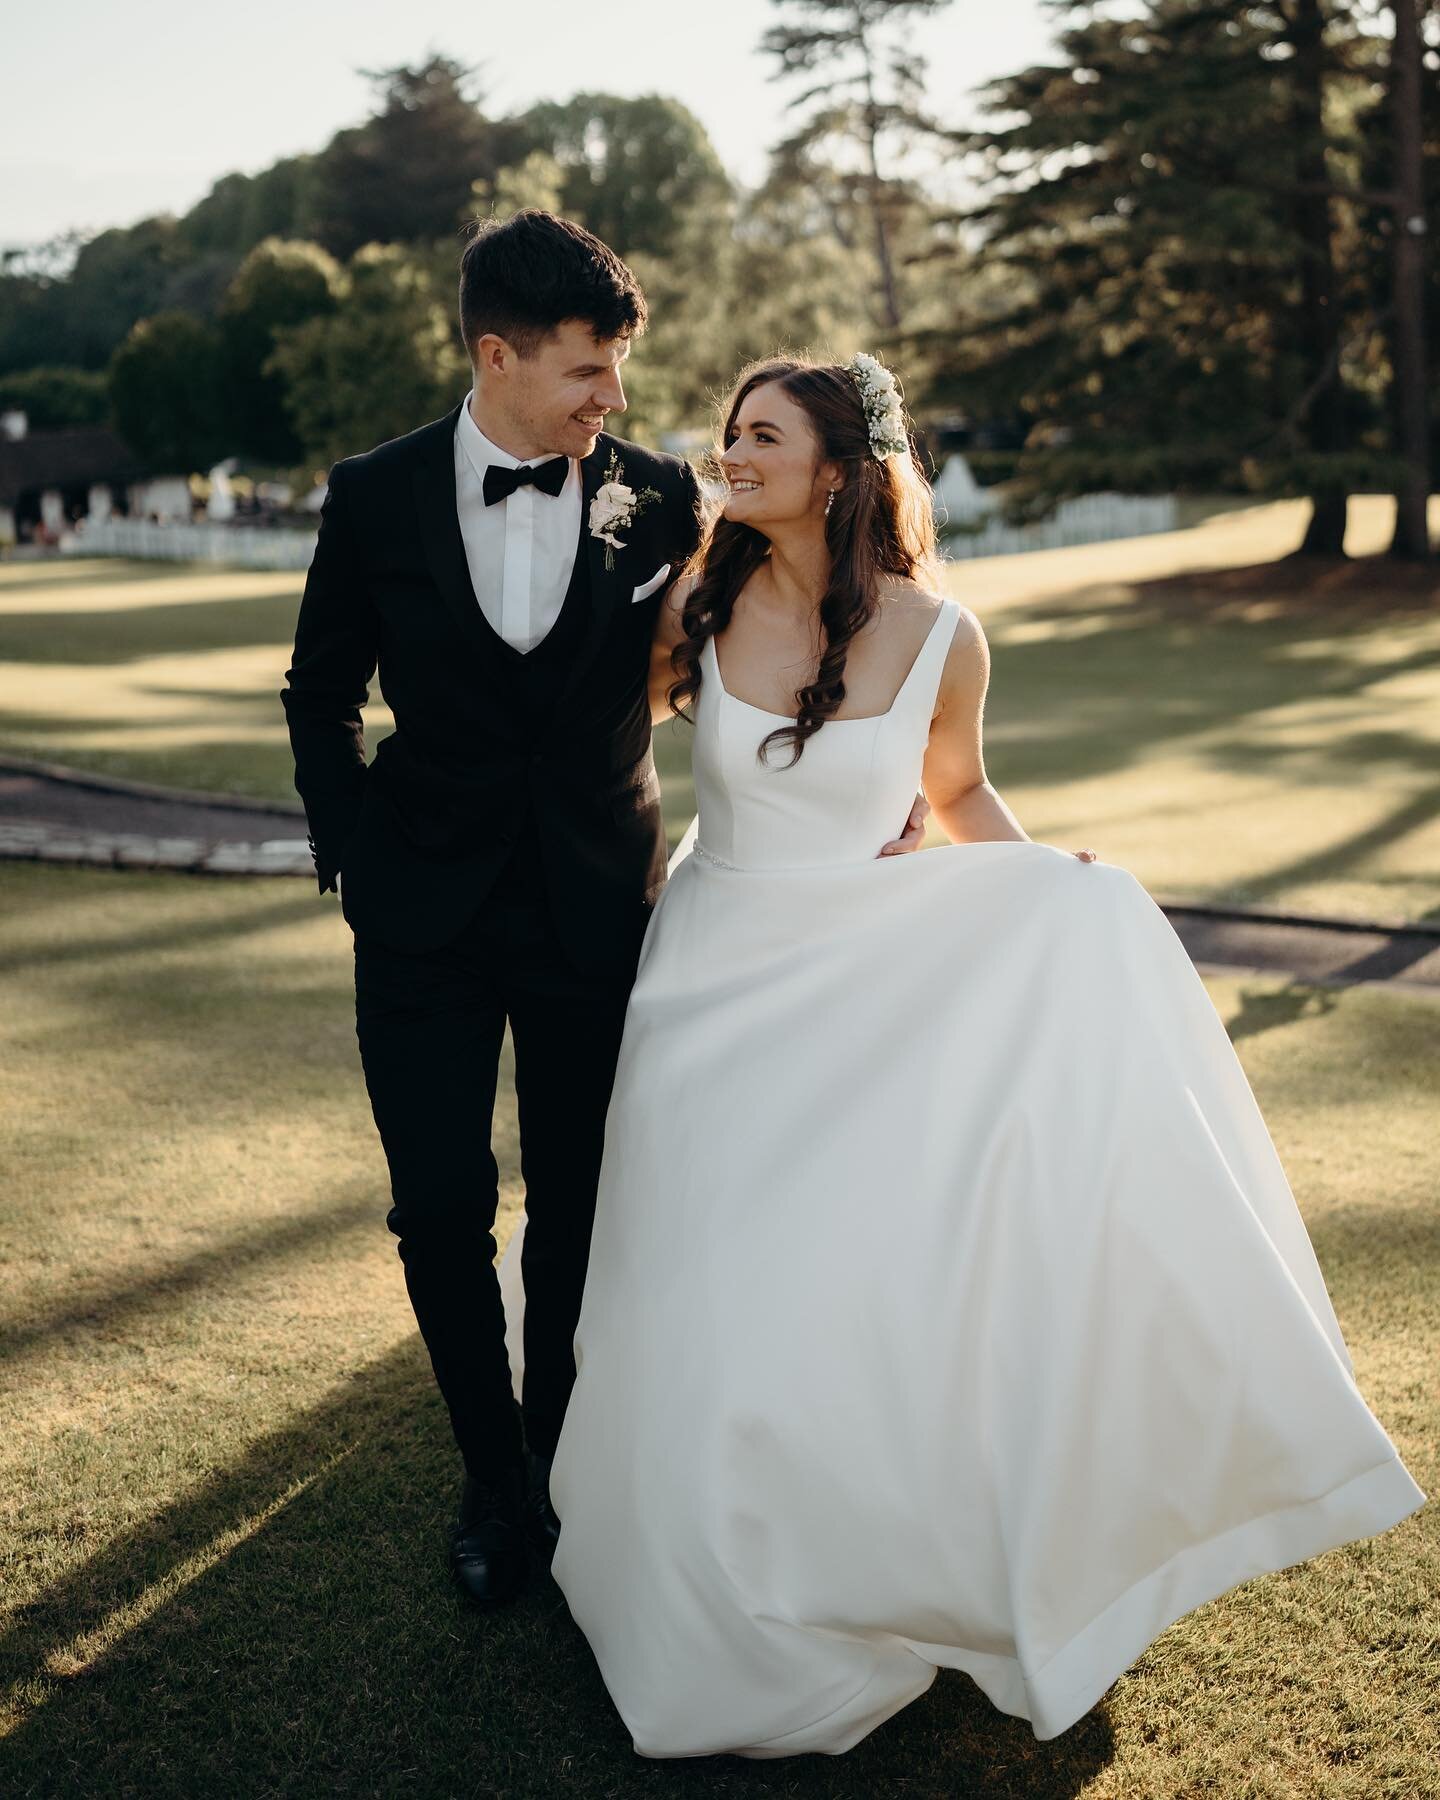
[916, 0, 1408, 553]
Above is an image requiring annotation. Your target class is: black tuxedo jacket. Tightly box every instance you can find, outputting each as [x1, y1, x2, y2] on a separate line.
[280, 405, 704, 973]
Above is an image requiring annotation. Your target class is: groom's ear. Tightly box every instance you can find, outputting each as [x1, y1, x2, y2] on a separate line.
[473, 333, 520, 378]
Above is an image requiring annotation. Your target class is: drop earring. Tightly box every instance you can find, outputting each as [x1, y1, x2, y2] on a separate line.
[824, 490, 835, 517]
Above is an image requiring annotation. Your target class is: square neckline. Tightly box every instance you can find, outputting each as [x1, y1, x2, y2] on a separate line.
[708, 599, 954, 726]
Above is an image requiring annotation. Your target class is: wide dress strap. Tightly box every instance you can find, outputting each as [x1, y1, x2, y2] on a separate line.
[891, 596, 963, 733]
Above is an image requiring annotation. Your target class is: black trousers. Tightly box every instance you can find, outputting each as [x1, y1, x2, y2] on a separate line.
[352, 832, 633, 1481]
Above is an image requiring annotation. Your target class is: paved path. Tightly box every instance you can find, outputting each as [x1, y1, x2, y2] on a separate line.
[0, 758, 309, 875]
[2, 756, 1437, 994]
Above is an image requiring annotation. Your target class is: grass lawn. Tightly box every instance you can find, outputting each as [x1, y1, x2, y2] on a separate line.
[3, 497, 1440, 925]
[0, 860, 1435, 1798]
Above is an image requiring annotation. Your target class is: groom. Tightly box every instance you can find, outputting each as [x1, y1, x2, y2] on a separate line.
[282, 209, 924, 1607]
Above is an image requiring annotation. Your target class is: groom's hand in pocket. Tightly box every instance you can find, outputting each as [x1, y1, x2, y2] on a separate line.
[878, 792, 930, 857]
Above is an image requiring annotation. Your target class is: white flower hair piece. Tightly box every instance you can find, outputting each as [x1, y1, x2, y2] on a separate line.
[845, 351, 909, 461]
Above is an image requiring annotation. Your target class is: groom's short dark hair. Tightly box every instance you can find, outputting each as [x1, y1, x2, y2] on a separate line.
[458, 209, 648, 360]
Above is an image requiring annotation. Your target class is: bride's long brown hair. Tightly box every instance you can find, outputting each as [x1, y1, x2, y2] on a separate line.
[668, 354, 941, 766]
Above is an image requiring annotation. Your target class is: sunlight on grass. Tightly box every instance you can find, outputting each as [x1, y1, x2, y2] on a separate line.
[0, 563, 304, 613]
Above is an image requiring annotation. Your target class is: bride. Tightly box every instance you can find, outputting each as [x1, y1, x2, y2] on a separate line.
[501, 351, 1424, 1757]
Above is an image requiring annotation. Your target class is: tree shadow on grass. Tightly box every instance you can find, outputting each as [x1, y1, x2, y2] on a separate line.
[0, 1185, 380, 1370]
[986, 600, 1440, 793]
[1309, 1196, 1440, 1284]
[1236, 786, 1440, 914]
[0, 886, 323, 977]
[1137, 555, 1440, 621]
[0, 1343, 1115, 1800]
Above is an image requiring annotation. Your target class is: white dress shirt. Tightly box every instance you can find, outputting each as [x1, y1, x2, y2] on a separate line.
[453, 392, 583, 654]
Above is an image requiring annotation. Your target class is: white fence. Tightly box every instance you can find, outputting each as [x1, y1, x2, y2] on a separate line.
[62, 491, 1180, 571]
[62, 519, 318, 570]
[938, 491, 1178, 560]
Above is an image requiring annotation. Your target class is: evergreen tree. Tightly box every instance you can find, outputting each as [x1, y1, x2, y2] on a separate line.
[310, 57, 518, 258]
[915, 0, 1406, 549]
[1372, 0, 1433, 556]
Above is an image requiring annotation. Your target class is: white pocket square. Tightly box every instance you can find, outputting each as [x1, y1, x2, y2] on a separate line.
[630, 563, 672, 604]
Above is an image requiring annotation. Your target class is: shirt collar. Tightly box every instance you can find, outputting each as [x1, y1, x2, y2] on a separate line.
[456, 391, 575, 488]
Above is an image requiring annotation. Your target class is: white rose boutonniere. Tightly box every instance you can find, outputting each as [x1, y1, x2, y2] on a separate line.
[588, 449, 662, 571]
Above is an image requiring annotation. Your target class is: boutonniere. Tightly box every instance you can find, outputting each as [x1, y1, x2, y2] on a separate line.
[588, 449, 661, 571]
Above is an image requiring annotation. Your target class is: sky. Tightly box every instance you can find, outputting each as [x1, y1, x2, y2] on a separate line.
[4, 0, 1061, 248]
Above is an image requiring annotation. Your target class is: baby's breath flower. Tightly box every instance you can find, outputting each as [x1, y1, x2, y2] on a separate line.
[845, 352, 909, 460]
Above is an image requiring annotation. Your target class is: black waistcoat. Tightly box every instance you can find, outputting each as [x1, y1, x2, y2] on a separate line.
[473, 530, 591, 894]
[475, 525, 591, 719]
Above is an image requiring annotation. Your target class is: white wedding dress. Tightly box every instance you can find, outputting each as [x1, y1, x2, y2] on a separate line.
[499, 596, 1423, 1756]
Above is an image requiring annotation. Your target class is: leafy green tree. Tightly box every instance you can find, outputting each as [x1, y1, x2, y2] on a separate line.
[266, 243, 467, 468]
[515, 94, 734, 262]
[760, 0, 953, 329]
[470, 151, 566, 223]
[217, 239, 343, 464]
[108, 312, 225, 471]
[0, 365, 109, 429]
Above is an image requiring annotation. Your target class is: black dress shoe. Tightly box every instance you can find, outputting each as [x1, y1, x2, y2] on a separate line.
[524, 1450, 562, 1557]
[450, 1469, 528, 1606]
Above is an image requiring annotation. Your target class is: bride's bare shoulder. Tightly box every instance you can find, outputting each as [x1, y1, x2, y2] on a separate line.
[877, 576, 981, 653]
[876, 573, 943, 616]
[873, 575, 943, 647]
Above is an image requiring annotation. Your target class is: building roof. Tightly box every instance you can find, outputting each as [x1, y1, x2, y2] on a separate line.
[0, 427, 148, 507]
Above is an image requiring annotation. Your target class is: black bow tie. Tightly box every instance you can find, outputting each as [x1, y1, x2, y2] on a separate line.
[482, 456, 569, 507]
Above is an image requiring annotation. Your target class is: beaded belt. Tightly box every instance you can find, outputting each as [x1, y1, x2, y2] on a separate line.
[690, 841, 738, 871]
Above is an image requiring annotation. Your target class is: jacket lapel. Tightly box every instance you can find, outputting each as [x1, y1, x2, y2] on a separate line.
[557, 436, 625, 707]
[410, 402, 501, 668]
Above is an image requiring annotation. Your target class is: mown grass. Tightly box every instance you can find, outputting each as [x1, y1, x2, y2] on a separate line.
[4, 498, 1440, 923]
[0, 861, 1434, 1799]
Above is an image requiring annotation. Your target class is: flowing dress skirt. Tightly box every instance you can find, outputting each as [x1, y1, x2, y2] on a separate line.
[502, 840, 1423, 1755]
